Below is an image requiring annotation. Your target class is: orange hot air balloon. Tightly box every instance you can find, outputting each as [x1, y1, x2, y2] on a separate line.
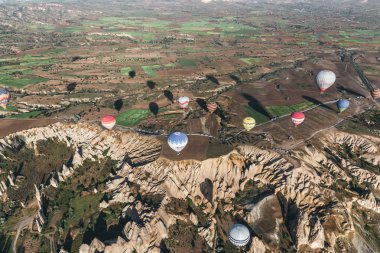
[207, 102, 218, 113]
[291, 112, 305, 127]
[101, 115, 116, 129]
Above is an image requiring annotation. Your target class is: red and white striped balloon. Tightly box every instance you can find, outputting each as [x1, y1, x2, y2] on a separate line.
[207, 102, 218, 113]
[178, 96, 190, 109]
[371, 88, 380, 99]
[101, 115, 116, 130]
[291, 112, 305, 127]
[316, 70, 336, 93]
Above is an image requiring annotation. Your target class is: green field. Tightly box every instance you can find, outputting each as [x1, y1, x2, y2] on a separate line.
[142, 65, 160, 78]
[0, 67, 32, 75]
[0, 105, 17, 111]
[180, 18, 255, 37]
[125, 31, 156, 41]
[79, 16, 171, 41]
[60, 26, 88, 33]
[161, 113, 180, 119]
[88, 16, 172, 29]
[178, 58, 197, 68]
[8, 110, 43, 119]
[29, 23, 55, 31]
[20, 55, 56, 66]
[0, 76, 48, 88]
[240, 57, 261, 65]
[120, 67, 132, 75]
[266, 102, 313, 117]
[164, 63, 176, 68]
[116, 109, 151, 126]
[244, 105, 271, 124]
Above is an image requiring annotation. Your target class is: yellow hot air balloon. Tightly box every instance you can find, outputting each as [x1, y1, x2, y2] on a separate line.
[243, 117, 256, 131]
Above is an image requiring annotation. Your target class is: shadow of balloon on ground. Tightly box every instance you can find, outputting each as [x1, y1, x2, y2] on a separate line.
[206, 75, 220, 85]
[200, 178, 213, 203]
[302, 96, 336, 113]
[147, 80, 156, 89]
[82, 212, 126, 246]
[241, 93, 272, 119]
[129, 70, 136, 78]
[196, 98, 208, 111]
[163, 90, 174, 103]
[336, 85, 365, 97]
[66, 82, 77, 92]
[229, 74, 241, 84]
[149, 102, 159, 116]
[114, 99, 124, 113]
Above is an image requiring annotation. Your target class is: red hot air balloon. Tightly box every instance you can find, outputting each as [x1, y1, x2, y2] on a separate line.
[207, 102, 218, 113]
[291, 112, 305, 127]
[101, 115, 116, 130]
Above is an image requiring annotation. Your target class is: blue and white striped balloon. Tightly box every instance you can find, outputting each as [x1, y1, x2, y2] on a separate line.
[337, 99, 349, 113]
[167, 132, 188, 153]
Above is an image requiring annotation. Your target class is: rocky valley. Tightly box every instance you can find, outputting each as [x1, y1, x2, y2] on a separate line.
[0, 109, 379, 253]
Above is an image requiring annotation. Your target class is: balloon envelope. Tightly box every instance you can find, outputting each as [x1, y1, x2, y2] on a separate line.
[228, 224, 250, 247]
[291, 112, 305, 127]
[372, 89, 380, 99]
[0, 88, 10, 108]
[101, 115, 116, 129]
[316, 70, 336, 93]
[167, 132, 188, 153]
[337, 99, 349, 112]
[207, 102, 218, 113]
[243, 117, 256, 131]
[178, 96, 190, 109]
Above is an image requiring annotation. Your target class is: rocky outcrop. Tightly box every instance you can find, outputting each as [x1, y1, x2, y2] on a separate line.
[2, 122, 379, 253]
[356, 192, 380, 213]
[0, 122, 162, 168]
[97, 129, 380, 252]
[249, 237, 267, 253]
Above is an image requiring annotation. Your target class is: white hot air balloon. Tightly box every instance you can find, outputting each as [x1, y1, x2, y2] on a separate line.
[167, 132, 188, 154]
[228, 224, 250, 247]
[316, 70, 336, 94]
[178, 96, 190, 109]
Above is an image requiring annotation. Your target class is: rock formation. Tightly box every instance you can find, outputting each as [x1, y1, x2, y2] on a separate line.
[1, 123, 379, 252]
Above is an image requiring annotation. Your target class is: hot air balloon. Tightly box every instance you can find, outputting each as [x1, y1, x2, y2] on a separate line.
[101, 115, 116, 130]
[291, 112, 305, 127]
[207, 102, 218, 113]
[228, 224, 250, 247]
[337, 99, 349, 113]
[316, 70, 336, 94]
[178, 96, 190, 109]
[243, 117, 256, 131]
[0, 88, 10, 109]
[371, 88, 380, 100]
[167, 132, 188, 154]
